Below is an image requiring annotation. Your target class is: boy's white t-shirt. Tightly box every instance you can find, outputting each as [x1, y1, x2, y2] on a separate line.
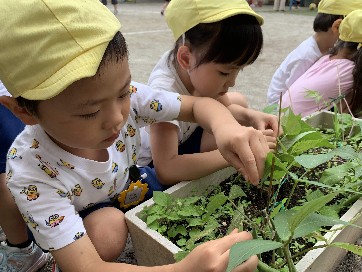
[281, 55, 354, 117]
[267, 36, 322, 105]
[138, 50, 199, 166]
[6, 81, 181, 251]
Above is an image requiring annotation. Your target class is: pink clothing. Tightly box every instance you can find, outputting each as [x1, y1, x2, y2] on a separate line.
[281, 55, 354, 117]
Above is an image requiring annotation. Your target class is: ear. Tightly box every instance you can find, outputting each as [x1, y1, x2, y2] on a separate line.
[331, 18, 342, 33]
[0, 96, 38, 125]
[176, 46, 193, 71]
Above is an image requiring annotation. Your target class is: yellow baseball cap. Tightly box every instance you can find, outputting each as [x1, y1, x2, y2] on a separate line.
[318, 0, 362, 16]
[339, 9, 362, 43]
[165, 0, 264, 41]
[0, 0, 121, 100]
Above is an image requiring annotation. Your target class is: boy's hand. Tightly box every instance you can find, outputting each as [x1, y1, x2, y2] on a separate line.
[175, 230, 258, 272]
[214, 124, 269, 185]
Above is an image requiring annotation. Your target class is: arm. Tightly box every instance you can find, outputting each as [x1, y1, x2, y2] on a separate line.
[52, 230, 258, 272]
[150, 122, 229, 185]
[177, 95, 270, 185]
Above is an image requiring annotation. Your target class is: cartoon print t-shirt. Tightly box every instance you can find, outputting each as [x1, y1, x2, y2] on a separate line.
[6, 81, 181, 251]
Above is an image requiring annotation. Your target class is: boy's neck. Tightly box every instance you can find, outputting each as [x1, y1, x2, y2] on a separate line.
[314, 32, 337, 55]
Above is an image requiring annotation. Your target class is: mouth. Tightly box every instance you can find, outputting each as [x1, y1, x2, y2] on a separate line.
[105, 132, 120, 142]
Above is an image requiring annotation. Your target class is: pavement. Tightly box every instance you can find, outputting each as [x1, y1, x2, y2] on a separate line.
[36, 1, 361, 271]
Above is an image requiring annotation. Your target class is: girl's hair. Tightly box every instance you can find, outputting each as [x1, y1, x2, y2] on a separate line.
[170, 14, 263, 68]
[16, 31, 128, 116]
[349, 47, 362, 115]
[329, 40, 362, 115]
[313, 13, 344, 32]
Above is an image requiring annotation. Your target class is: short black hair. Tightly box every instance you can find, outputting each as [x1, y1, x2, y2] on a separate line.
[171, 14, 263, 68]
[313, 13, 343, 32]
[16, 31, 128, 116]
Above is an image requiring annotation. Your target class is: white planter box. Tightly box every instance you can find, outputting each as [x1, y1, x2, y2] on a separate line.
[125, 111, 362, 270]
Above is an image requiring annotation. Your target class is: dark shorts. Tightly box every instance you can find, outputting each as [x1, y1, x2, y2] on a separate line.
[0, 104, 25, 173]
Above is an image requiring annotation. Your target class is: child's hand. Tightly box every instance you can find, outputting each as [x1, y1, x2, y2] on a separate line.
[262, 129, 277, 151]
[175, 230, 258, 272]
[245, 109, 282, 137]
[228, 105, 283, 138]
[213, 124, 269, 185]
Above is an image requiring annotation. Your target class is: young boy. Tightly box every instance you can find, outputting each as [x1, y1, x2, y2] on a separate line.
[0, 83, 48, 271]
[267, 0, 362, 105]
[0, 0, 267, 271]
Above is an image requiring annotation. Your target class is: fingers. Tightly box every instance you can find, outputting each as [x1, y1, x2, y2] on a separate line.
[262, 130, 277, 151]
[226, 129, 269, 185]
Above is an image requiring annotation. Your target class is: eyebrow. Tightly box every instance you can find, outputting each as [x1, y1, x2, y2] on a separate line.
[77, 76, 132, 108]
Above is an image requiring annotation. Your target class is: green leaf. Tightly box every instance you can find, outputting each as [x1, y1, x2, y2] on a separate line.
[320, 162, 353, 185]
[227, 203, 244, 234]
[177, 206, 202, 217]
[206, 193, 228, 214]
[295, 153, 334, 169]
[331, 242, 362, 256]
[153, 191, 171, 207]
[229, 185, 246, 200]
[293, 213, 349, 239]
[226, 240, 283, 272]
[174, 250, 190, 262]
[187, 217, 205, 227]
[290, 138, 334, 155]
[288, 192, 338, 235]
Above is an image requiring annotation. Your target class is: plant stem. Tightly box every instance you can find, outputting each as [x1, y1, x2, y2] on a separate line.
[257, 260, 279, 272]
[282, 245, 297, 272]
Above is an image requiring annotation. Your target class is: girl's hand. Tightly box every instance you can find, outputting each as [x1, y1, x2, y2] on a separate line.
[262, 129, 277, 151]
[175, 230, 258, 272]
[213, 124, 269, 185]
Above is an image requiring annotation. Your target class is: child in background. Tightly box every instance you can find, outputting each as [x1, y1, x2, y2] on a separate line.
[0, 0, 267, 271]
[273, 0, 286, 12]
[267, 0, 362, 105]
[281, 9, 362, 117]
[0, 82, 48, 271]
[139, 0, 280, 186]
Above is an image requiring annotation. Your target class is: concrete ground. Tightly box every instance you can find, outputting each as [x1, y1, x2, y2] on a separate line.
[39, 1, 361, 271]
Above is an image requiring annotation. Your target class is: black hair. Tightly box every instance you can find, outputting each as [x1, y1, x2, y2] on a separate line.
[349, 47, 362, 115]
[313, 13, 344, 32]
[329, 40, 362, 115]
[170, 14, 263, 69]
[16, 31, 128, 116]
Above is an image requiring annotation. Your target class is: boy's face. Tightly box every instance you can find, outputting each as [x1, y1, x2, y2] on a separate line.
[34, 58, 131, 157]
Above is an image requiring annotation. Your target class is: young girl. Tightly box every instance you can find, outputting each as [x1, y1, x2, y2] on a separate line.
[281, 9, 362, 118]
[139, 0, 280, 186]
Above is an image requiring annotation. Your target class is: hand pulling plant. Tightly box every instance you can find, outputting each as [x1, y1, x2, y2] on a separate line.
[140, 108, 362, 272]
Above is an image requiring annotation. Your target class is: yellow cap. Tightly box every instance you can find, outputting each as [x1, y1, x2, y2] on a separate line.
[318, 0, 362, 16]
[165, 0, 264, 41]
[339, 9, 362, 43]
[0, 0, 121, 100]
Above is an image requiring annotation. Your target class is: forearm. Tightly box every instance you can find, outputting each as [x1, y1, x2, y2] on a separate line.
[153, 150, 229, 185]
[178, 95, 240, 134]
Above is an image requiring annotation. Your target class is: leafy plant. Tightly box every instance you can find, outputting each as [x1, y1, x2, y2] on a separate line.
[140, 109, 362, 271]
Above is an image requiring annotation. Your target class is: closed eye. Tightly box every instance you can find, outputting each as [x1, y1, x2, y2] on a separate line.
[80, 111, 99, 120]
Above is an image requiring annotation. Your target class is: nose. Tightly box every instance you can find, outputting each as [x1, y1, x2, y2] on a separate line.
[102, 101, 124, 131]
[226, 74, 237, 88]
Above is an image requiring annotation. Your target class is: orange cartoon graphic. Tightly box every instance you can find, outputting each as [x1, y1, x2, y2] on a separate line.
[20, 185, 40, 201]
